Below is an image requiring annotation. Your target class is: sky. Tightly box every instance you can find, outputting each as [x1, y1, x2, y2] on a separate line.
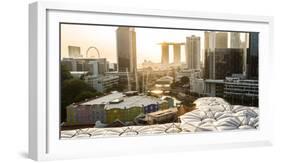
[60, 24, 205, 64]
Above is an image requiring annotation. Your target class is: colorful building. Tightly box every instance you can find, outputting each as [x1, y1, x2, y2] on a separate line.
[161, 96, 175, 108]
[146, 108, 178, 125]
[65, 92, 169, 125]
[143, 104, 159, 114]
[65, 92, 124, 125]
[105, 106, 144, 124]
[105, 95, 168, 124]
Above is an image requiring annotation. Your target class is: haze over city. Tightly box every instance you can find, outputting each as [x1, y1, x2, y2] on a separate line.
[60, 23, 259, 139]
[61, 24, 206, 64]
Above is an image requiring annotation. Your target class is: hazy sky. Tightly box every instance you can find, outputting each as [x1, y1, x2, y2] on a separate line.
[61, 24, 206, 64]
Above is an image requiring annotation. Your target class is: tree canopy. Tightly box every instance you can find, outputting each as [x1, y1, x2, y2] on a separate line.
[60, 65, 100, 122]
[61, 64, 73, 81]
[180, 76, 190, 84]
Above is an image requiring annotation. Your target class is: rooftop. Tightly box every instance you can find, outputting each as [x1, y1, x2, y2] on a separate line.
[105, 95, 166, 110]
[205, 79, 224, 84]
[79, 92, 167, 109]
[81, 92, 124, 105]
[157, 76, 173, 82]
[61, 97, 259, 139]
[147, 108, 178, 118]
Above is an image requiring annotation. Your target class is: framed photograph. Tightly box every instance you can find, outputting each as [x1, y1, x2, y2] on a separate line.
[29, 1, 274, 161]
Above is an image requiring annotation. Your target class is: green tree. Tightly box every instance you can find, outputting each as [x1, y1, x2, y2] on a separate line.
[74, 91, 98, 102]
[60, 63, 100, 122]
[62, 79, 96, 101]
[180, 76, 190, 84]
[61, 79, 99, 122]
[61, 64, 73, 81]
[182, 95, 196, 107]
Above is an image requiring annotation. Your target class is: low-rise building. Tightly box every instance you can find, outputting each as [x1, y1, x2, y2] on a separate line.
[66, 92, 124, 125]
[62, 58, 108, 75]
[85, 75, 119, 93]
[65, 92, 169, 125]
[155, 76, 173, 88]
[105, 95, 168, 123]
[70, 71, 88, 78]
[176, 68, 201, 82]
[204, 79, 224, 97]
[150, 76, 174, 95]
[146, 108, 178, 125]
[176, 68, 204, 96]
[190, 78, 205, 95]
[161, 96, 175, 108]
[224, 76, 258, 106]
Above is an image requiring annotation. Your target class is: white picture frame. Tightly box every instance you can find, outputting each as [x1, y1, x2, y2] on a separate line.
[29, 1, 274, 161]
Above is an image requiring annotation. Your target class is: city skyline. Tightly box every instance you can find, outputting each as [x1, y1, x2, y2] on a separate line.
[61, 24, 207, 64]
[60, 24, 259, 138]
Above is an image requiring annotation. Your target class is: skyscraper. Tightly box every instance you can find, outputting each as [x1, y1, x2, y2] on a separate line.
[241, 33, 249, 75]
[230, 32, 241, 48]
[173, 44, 181, 64]
[247, 32, 259, 79]
[204, 49, 243, 79]
[161, 42, 169, 64]
[205, 32, 228, 49]
[215, 32, 228, 48]
[116, 27, 137, 73]
[186, 35, 200, 69]
[204, 32, 243, 79]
